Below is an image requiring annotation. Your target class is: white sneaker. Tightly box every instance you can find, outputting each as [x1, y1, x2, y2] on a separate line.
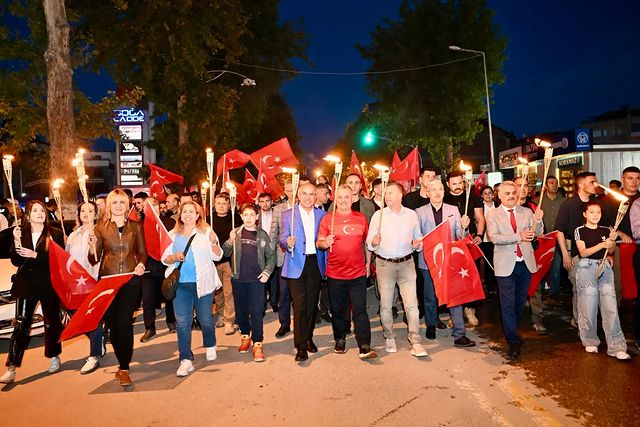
[410, 343, 428, 357]
[48, 356, 61, 374]
[613, 351, 631, 360]
[224, 323, 236, 335]
[176, 359, 195, 377]
[206, 346, 217, 361]
[80, 356, 100, 375]
[0, 367, 16, 384]
[385, 338, 397, 353]
[585, 346, 598, 354]
[464, 307, 479, 327]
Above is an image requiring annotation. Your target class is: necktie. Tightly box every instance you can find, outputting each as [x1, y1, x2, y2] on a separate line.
[509, 209, 523, 257]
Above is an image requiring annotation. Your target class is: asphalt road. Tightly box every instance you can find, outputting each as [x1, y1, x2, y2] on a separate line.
[0, 286, 636, 426]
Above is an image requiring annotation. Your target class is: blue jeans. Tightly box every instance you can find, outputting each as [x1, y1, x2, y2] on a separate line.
[450, 305, 466, 339]
[419, 269, 438, 327]
[546, 244, 563, 296]
[232, 279, 265, 343]
[496, 262, 531, 344]
[173, 282, 216, 361]
[576, 258, 627, 355]
[87, 324, 104, 358]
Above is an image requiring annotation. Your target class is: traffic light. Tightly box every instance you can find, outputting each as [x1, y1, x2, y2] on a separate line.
[363, 130, 375, 145]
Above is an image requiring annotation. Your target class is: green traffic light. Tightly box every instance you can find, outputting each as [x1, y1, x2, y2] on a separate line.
[364, 130, 374, 145]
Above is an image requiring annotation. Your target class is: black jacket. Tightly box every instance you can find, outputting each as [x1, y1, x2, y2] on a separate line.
[10, 224, 64, 300]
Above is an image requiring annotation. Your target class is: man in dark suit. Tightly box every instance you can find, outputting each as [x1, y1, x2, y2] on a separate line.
[486, 181, 544, 359]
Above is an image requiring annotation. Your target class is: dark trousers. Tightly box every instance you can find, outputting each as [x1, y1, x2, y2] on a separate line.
[277, 267, 291, 327]
[266, 269, 279, 309]
[634, 248, 640, 343]
[105, 277, 141, 370]
[232, 280, 265, 343]
[413, 252, 424, 317]
[496, 262, 531, 344]
[419, 268, 438, 327]
[142, 258, 174, 330]
[479, 242, 497, 294]
[319, 278, 330, 315]
[287, 256, 321, 349]
[328, 276, 371, 346]
[6, 296, 63, 367]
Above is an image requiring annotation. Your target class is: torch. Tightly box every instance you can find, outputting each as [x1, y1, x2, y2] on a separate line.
[516, 157, 530, 207]
[52, 178, 67, 238]
[226, 181, 237, 274]
[201, 181, 209, 222]
[73, 148, 89, 203]
[2, 154, 19, 227]
[535, 139, 554, 210]
[373, 164, 390, 256]
[323, 156, 342, 252]
[595, 184, 629, 277]
[459, 161, 474, 219]
[282, 167, 300, 257]
[206, 148, 214, 224]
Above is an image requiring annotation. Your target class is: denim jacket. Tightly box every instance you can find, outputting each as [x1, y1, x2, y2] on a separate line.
[222, 225, 276, 280]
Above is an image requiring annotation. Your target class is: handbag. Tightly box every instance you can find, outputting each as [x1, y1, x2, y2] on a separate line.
[162, 233, 196, 301]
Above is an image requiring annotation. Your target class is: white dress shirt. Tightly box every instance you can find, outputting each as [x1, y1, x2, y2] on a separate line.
[260, 209, 273, 233]
[367, 206, 421, 258]
[299, 205, 316, 255]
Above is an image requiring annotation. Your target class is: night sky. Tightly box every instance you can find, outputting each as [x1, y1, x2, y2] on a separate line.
[75, 1, 640, 161]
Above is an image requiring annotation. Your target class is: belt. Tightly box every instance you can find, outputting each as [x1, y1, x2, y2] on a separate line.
[376, 254, 412, 263]
[305, 254, 317, 258]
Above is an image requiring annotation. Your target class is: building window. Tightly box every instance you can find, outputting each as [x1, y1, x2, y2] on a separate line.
[593, 129, 602, 137]
[631, 123, 640, 133]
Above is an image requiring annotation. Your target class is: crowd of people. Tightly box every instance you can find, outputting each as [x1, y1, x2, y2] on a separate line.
[1, 164, 639, 387]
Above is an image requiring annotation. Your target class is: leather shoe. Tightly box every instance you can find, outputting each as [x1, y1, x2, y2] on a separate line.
[117, 370, 133, 387]
[140, 329, 156, 343]
[334, 339, 347, 354]
[425, 325, 436, 340]
[320, 312, 332, 323]
[454, 336, 476, 348]
[275, 325, 291, 338]
[307, 340, 318, 353]
[518, 337, 527, 347]
[167, 322, 177, 333]
[271, 304, 279, 313]
[436, 319, 447, 329]
[508, 342, 521, 359]
[295, 348, 308, 362]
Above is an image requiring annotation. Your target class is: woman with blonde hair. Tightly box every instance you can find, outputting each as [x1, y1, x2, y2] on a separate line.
[162, 201, 223, 377]
[0, 200, 65, 384]
[88, 189, 147, 387]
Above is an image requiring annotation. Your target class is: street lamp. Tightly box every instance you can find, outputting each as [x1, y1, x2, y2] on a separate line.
[449, 45, 496, 172]
[205, 70, 256, 86]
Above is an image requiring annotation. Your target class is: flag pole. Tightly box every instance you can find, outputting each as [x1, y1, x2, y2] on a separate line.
[535, 140, 554, 210]
[206, 148, 214, 224]
[373, 164, 390, 257]
[226, 182, 237, 274]
[52, 178, 67, 238]
[323, 156, 342, 253]
[516, 157, 530, 208]
[2, 155, 19, 230]
[282, 167, 300, 258]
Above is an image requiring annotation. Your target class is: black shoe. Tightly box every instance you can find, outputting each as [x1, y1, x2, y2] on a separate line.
[508, 342, 521, 359]
[436, 319, 447, 330]
[192, 318, 201, 331]
[140, 329, 156, 343]
[275, 325, 291, 339]
[334, 339, 347, 354]
[321, 312, 332, 323]
[359, 345, 377, 359]
[392, 306, 399, 319]
[518, 337, 527, 347]
[295, 348, 308, 362]
[307, 340, 318, 353]
[104, 328, 111, 344]
[167, 322, 177, 333]
[271, 305, 279, 313]
[315, 312, 322, 324]
[454, 336, 476, 348]
[425, 325, 436, 340]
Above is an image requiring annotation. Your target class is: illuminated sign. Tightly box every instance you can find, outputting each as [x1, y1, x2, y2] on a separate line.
[119, 124, 142, 140]
[114, 108, 145, 123]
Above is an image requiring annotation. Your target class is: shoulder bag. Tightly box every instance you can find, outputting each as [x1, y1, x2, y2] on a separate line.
[162, 233, 196, 301]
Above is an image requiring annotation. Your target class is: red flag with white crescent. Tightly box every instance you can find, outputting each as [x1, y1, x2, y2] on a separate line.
[238, 169, 258, 205]
[528, 231, 558, 296]
[391, 151, 401, 171]
[60, 272, 135, 341]
[349, 150, 368, 196]
[216, 150, 251, 177]
[619, 243, 638, 299]
[143, 200, 174, 261]
[127, 206, 139, 222]
[148, 162, 184, 201]
[249, 137, 298, 177]
[49, 238, 98, 310]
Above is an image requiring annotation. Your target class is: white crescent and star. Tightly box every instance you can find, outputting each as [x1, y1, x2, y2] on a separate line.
[432, 243, 444, 278]
[342, 225, 356, 235]
[86, 289, 115, 315]
[65, 257, 75, 275]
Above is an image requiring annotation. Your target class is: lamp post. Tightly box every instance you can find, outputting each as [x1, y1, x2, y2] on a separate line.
[449, 45, 496, 172]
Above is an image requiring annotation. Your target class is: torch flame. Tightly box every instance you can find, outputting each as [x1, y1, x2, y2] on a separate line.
[534, 138, 552, 148]
[517, 157, 529, 164]
[225, 182, 236, 190]
[281, 167, 298, 174]
[373, 163, 389, 171]
[201, 181, 210, 189]
[459, 160, 471, 171]
[3, 154, 14, 161]
[206, 147, 212, 153]
[53, 178, 65, 189]
[597, 183, 629, 203]
[323, 155, 340, 163]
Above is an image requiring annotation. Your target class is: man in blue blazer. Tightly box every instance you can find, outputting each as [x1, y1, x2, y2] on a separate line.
[416, 181, 474, 348]
[280, 182, 327, 362]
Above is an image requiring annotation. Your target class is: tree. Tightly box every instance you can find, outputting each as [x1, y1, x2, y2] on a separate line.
[357, 0, 506, 169]
[75, 0, 306, 184]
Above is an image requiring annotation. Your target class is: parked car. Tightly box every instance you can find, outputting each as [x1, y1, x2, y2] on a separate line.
[0, 259, 44, 338]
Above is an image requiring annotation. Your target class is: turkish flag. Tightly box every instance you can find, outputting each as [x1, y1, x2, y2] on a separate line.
[143, 200, 174, 261]
[391, 151, 401, 172]
[619, 243, 638, 300]
[528, 231, 558, 296]
[249, 137, 298, 177]
[60, 272, 135, 341]
[390, 147, 420, 190]
[127, 206, 139, 222]
[256, 164, 284, 200]
[329, 175, 337, 201]
[148, 162, 184, 201]
[49, 239, 98, 310]
[216, 150, 250, 177]
[474, 171, 487, 197]
[422, 221, 484, 307]
[460, 235, 484, 260]
[350, 151, 368, 196]
[238, 169, 258, 205]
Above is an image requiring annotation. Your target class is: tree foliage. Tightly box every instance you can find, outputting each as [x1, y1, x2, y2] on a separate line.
[356, 0, 507, 168]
